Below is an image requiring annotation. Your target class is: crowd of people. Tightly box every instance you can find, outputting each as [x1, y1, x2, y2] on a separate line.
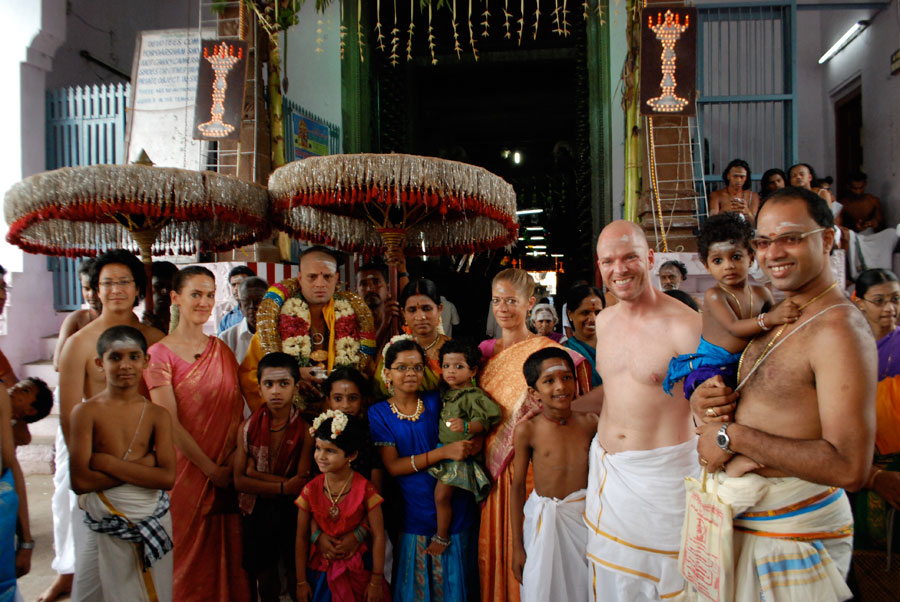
[0, 183, 897, 601]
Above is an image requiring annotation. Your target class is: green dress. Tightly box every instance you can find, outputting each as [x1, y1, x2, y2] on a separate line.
[428, 386, 502, 502]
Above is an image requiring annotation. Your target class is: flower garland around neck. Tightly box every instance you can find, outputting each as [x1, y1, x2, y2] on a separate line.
[256, 278, 376, 372]
[309, 409, 348, 439]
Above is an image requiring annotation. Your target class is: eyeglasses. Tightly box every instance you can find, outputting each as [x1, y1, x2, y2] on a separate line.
[98, 278, 135, 289]
[390, 364, 425, 373]
[491, 297, 521, 307]
[862, 295, 900, 308]
[750, 228, 826, 251]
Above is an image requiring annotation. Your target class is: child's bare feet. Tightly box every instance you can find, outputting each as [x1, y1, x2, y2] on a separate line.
[37, 573, 73, 602]
[424, 535, 451, 556]
[724, 454, 762, 478]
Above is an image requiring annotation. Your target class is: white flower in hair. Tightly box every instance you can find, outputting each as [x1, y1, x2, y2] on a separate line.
[309, 409, 349, 440]
[381, 333, 415, 384]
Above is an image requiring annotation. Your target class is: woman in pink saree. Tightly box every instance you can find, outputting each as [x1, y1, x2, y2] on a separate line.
[145, 266, 249, 601]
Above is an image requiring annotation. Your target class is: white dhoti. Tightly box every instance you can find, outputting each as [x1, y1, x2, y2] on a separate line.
[715, 473, 853, 602]
[585, 436, 700, 601]
[50, 417, 77, 574]
[73, 484, 173, 602]
[521, 488, 589, 602]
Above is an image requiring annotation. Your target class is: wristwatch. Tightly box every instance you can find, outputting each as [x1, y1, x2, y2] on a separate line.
[18, 540, 35, 550]
[716, 423, 736, 455]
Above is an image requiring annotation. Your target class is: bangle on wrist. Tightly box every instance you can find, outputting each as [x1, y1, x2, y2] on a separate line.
[18, 541, 35, 550]
[464, 421, 469, 434]
[868, 467, 884, 489]
[397, 271, 409, 279]
[410, 454, 419, 472]
[297, 581, 309, 587]
[757, 313, 770, 331]
[311, 529, 322, 544]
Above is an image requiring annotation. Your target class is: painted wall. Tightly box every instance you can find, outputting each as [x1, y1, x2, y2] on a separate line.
[46, 0, 200, 90]
[813, 2, 900, 224]
[281, 1, 343, 132]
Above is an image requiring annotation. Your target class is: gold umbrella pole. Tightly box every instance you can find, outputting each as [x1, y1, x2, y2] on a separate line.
[376, 227, 407, 335]
[130, 227, 164, 317]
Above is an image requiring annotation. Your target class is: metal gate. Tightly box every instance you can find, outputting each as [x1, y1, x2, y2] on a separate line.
[45, 83, 130, 310]
[696, 2, 797, 189]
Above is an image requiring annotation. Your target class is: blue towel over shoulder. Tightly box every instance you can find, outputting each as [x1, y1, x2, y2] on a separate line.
[662, 337, 742, 399]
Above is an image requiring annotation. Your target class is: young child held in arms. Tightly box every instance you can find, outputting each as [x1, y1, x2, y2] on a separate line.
[69, 325, 176, 602]
[511, 347, 598, 602]
[427, 340, 501, 555]
[664, 211, 799, 400]
[296, 410, 389, 602]
[8, 377, 53, 446]
[234, 352, 314, 602]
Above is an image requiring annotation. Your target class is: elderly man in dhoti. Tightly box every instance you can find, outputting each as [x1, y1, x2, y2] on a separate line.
[580, 221, 703, 600]
[692, 188, 875, 601]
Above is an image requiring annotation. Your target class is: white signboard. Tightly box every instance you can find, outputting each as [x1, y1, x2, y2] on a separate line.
[125, 28, 212, 169]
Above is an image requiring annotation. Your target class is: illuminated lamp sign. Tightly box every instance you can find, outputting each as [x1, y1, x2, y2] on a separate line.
[640, 7, 697, 116]
[193, 40, 248, 141]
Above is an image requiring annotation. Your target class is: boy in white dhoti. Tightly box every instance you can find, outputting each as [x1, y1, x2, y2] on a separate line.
[511, 347, 598, 602]
[69, 326, 176, 602]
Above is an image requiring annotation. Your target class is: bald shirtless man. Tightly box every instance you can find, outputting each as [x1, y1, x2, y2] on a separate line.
[583, 221, 702, 601]
[691, 187, 874, 600]
[56, 249, 164, 600]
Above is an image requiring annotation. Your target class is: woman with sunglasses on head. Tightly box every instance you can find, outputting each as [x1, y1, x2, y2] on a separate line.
[852, 268, 900, 547]
[476, 268, 592, 602]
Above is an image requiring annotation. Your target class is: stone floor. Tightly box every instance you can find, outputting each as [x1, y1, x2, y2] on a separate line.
[11, 472, 900, 601]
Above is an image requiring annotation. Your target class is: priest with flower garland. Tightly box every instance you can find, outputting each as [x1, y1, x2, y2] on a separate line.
[239, 246, 376, 412]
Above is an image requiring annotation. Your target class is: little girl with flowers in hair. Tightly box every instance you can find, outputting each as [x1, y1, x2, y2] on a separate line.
[296, 410, 389, 602]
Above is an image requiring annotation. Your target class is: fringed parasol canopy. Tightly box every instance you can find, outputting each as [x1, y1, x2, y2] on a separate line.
[267, 153, 519, 256]
[4, 163, 271, 259]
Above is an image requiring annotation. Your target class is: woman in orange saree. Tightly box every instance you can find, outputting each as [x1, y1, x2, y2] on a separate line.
[145, 266, 249, 601]
[477, 269, 592, 602]
[851, 269, 900, 548]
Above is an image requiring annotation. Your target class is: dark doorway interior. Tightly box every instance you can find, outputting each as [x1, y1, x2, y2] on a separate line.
[370, 12, 596, 339]
[834, 85, 863, 198]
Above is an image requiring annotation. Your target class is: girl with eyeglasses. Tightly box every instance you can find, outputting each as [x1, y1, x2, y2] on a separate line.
[368, 337, 480, 601]
[852, 268, 900, 547]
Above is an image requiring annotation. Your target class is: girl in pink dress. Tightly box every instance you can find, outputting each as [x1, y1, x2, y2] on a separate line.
[296, 411, 389, 602]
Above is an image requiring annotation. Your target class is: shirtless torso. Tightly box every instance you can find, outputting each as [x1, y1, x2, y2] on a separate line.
[708, 188, 760, 222]
[516, 411, 598, 499]
[592, 221, 702, 452]
[694, 195, 875, 490]
[58, 262, 163, 442]
[837, 193, 885, 232]
[594, 293, 701, 451]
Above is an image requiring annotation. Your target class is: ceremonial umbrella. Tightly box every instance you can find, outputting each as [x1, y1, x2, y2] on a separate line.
[267, 153, 519, 313]
[4, 156, 271, 314]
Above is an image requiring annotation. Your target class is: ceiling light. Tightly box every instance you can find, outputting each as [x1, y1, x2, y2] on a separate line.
[818, 21, 867, 64]
[550, 253, 564, 257]
[531, 236, 545, 240]
[525, 227, 543, 231]
[526, 245, 547, 249]
[513, 151, 522, 164]
[516, 208, 543, 215]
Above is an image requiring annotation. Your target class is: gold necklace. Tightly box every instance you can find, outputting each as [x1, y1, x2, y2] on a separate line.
[422, 332, 441, 352]
[324, 472, 353, 519]
[390, 398, 424, 421]
[738, 281, 840, 381]
[718, 283, 753, 319]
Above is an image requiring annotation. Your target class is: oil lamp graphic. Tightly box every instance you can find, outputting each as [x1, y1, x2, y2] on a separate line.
[646, 10, 690, 113]
[197, 42, 243, 138]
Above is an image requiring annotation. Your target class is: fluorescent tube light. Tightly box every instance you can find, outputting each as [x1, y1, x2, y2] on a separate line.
[818, 21, 867, 64]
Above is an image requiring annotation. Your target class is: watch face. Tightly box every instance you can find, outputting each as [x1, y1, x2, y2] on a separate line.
[716, 433, 728, 448]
